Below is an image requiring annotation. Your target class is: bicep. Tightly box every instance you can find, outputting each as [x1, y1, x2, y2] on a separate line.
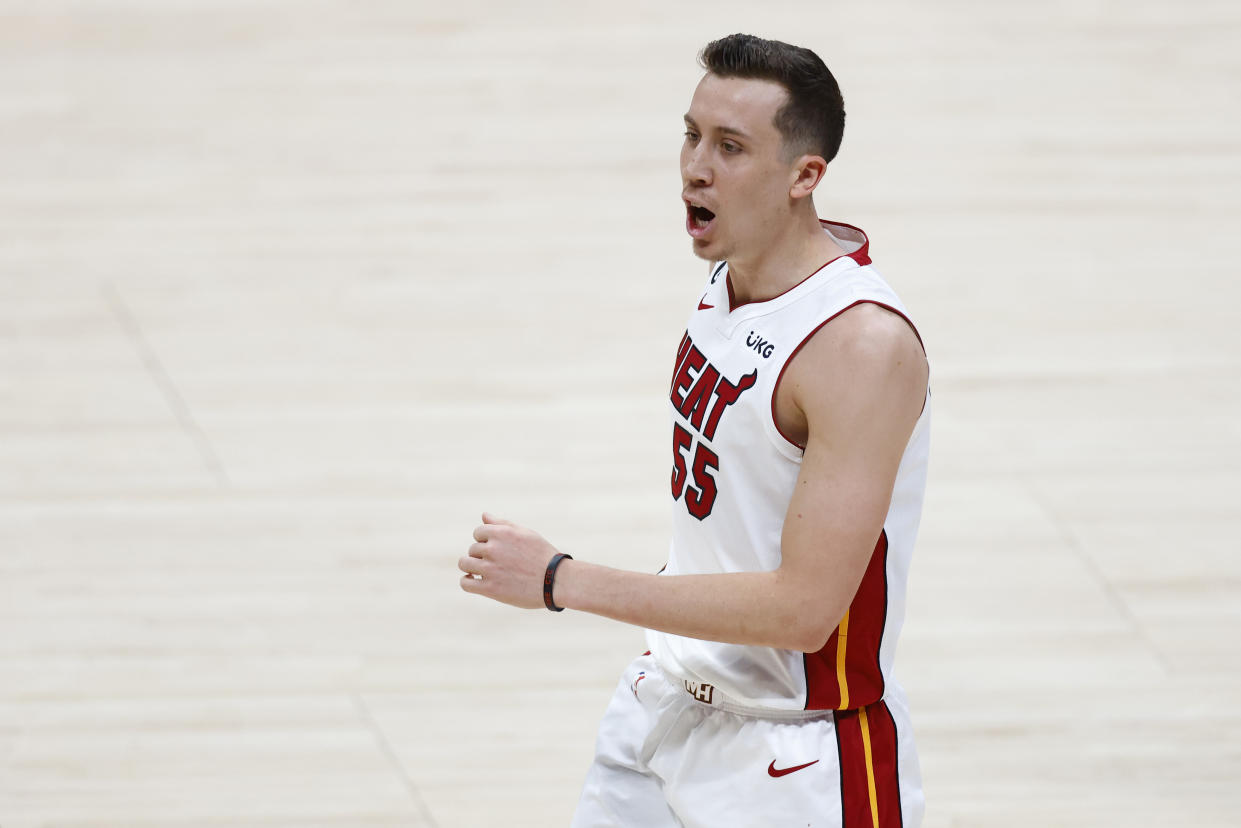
[777, 426, 902, 632]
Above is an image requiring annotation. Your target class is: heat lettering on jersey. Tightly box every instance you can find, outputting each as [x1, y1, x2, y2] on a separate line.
[668, 332, 757, 520]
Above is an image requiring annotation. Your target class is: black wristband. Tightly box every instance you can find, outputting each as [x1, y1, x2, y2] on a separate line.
[543, 553, 573, 612]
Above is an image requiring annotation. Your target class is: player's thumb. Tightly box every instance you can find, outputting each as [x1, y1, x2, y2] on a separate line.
[481, 512, 514, 526]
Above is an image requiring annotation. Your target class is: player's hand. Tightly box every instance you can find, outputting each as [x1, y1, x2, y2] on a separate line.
[459, 513, 562, 610]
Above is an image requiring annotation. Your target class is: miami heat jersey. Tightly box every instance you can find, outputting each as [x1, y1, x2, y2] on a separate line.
[646, 220, 931, 711]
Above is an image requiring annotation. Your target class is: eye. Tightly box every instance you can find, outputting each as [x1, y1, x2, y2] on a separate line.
[683, 130, 700, 143]
[721, 141, 741, 154]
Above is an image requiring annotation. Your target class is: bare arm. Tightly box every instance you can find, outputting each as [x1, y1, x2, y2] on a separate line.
[459, 305, 927, 652]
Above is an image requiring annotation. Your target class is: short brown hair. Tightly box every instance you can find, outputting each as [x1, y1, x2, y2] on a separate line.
[699, 34, 846, 163]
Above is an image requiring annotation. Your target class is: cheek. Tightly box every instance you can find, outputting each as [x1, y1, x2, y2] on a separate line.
[749, 179, 787, 215]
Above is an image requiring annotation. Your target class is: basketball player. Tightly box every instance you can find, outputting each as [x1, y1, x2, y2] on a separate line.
[459, 33, 929, 827]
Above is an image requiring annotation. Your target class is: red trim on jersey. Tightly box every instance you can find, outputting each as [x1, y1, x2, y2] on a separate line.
[805, 531, 890, 711]
[670, 330, 691, 394]
[770, 301, 925, 452]
[835, 701, 905, 827]
[827, 218, 872, 267]
[723, 219, 870, 313]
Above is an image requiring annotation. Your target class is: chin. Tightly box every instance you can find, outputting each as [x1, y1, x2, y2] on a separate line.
[691, 238, 724, 261]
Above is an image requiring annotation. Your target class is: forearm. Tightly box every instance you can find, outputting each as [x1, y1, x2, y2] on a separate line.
[459, 514, 848, 651]
[552, 559, 831, 652]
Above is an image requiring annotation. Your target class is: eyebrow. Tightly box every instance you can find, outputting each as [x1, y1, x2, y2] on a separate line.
[683, 114, 751, 141]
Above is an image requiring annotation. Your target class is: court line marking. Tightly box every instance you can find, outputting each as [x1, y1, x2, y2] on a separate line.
[352, 691, 441, 828]
[1024, 480, 1172, 674]
[102, 280, 230, 488]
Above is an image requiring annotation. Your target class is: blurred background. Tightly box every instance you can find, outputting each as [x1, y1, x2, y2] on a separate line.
[2, 1, 1239, 825]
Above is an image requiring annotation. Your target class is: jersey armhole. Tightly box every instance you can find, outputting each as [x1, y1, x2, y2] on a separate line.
[763, 299, 926, 456]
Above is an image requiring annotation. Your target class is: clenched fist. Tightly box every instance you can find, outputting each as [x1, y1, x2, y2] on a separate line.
[459, 513, 566, 610]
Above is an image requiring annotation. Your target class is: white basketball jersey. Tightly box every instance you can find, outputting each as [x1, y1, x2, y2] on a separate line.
[646, 220, 931, 711]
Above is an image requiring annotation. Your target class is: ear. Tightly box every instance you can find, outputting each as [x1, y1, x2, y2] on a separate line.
[788, 154, 828, 200]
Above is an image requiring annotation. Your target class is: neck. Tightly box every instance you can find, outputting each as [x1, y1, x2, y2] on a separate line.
[725, 208, 847, 305]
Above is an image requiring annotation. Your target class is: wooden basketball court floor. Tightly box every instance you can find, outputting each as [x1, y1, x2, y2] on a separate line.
[2, 1, 1239, 825]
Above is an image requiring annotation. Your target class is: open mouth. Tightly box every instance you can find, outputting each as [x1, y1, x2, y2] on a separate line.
[686, 202, 716, 237]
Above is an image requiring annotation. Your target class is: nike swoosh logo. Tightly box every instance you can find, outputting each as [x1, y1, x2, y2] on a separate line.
[768, 759, 819, 778]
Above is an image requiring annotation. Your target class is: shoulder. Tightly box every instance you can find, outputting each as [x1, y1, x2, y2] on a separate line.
[790, 302, 924, 387]
[829, 299, 916, 338]
[783, 302, 927, 436]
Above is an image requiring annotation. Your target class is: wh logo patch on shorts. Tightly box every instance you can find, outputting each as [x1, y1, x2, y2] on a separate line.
[684, 680, 715, 704]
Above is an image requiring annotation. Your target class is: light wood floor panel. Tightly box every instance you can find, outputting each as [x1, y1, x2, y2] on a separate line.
[3, 1, 1238, 826]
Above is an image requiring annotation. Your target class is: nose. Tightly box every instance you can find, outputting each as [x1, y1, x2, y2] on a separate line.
[682, 142, 711, 187]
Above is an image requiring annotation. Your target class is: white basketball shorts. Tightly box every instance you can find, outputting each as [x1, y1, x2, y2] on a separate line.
[571, 653, 923, 828]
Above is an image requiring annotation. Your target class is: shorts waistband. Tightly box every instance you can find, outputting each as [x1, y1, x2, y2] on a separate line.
[650, 662, 835, 722]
